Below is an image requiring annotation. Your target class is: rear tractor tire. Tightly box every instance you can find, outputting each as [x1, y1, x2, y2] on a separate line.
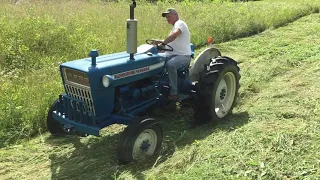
[194, 56, 240, 124]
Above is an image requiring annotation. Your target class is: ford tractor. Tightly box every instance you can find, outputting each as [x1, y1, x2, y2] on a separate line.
[47, 0, 241, 164]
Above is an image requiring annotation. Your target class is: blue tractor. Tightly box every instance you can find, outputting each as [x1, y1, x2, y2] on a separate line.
[47, 0, 240, 164]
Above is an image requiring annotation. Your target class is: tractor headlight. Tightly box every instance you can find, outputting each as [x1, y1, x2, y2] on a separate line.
[102, 75, 113, 87]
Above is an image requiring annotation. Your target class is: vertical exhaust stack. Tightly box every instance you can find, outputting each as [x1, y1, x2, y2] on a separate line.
[127, 0, 137, 60]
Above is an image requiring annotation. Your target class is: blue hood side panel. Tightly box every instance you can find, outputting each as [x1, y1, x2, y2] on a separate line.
[87, 66, 115, 118]
[109, 55, 166, 86]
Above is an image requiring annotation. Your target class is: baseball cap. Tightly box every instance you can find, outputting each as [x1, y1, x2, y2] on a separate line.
[162, 8, 177, 17]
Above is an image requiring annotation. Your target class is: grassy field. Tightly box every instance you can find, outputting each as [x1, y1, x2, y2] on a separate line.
[1, 0, 320, 147]
[1, 3, 320, 179]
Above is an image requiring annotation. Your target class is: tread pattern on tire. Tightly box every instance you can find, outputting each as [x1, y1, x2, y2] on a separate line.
[193, 56, 241, 125]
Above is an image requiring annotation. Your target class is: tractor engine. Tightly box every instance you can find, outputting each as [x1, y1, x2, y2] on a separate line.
[113, 78, 160, 113]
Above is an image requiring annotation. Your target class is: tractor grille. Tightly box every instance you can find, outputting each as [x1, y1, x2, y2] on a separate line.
[62, 68, 95, 115]
[65, 84, 95, 115]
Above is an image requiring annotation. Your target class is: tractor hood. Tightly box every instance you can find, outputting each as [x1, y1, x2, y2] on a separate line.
[59, 44, 166, 118]
[61, 44, 161, 71]
[60, 44, 166, 87]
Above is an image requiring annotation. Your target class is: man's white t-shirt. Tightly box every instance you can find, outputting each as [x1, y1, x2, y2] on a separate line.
[165, 19, 191, 56]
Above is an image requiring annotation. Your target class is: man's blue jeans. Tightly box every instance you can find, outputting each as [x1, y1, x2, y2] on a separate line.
[165, 55, 191, 95]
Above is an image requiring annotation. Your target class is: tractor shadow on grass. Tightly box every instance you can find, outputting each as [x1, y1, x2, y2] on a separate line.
[46, 104, 249, 180]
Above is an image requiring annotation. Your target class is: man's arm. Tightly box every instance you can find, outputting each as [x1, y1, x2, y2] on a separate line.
[163, 28, 182, 44]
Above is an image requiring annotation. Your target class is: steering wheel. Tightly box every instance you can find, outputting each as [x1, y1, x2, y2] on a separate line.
[146, 39, 173, 51]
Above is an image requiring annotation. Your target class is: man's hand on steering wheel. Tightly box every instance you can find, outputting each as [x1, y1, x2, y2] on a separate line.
[158, 43, 165, 49]
[146, 39, 173, 51]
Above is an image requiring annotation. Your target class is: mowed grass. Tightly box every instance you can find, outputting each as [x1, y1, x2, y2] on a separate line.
[1, 11, 320, 180]
[1, 0, 320, 147]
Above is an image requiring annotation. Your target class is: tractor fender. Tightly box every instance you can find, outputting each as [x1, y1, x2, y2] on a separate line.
[189, 47, 221, 82]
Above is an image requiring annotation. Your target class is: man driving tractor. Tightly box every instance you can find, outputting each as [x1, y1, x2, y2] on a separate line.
[157, 8, 192, 101]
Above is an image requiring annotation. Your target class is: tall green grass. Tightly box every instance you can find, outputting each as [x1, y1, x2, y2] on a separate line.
[1, 0, 319, 72]
[0, 0, 320, 147]
[1, 12, 320, 179]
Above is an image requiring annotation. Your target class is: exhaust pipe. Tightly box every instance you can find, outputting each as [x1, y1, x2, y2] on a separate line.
[127, 0, 137, 60]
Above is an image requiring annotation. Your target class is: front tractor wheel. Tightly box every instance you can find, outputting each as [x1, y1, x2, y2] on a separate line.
[194, 57, 240, 123]
[117, 117, 163, 164]
[47, 99, 68, 135]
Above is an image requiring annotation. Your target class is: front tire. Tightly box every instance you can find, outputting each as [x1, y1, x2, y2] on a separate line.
[117, 117, 163, 164]
[47, 99, 68, 135]
[194, 56, 240, 124]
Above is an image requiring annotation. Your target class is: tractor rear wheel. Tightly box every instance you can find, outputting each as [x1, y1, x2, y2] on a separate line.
[117, 117, 163, 164]
[193, 56, 240, 125]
